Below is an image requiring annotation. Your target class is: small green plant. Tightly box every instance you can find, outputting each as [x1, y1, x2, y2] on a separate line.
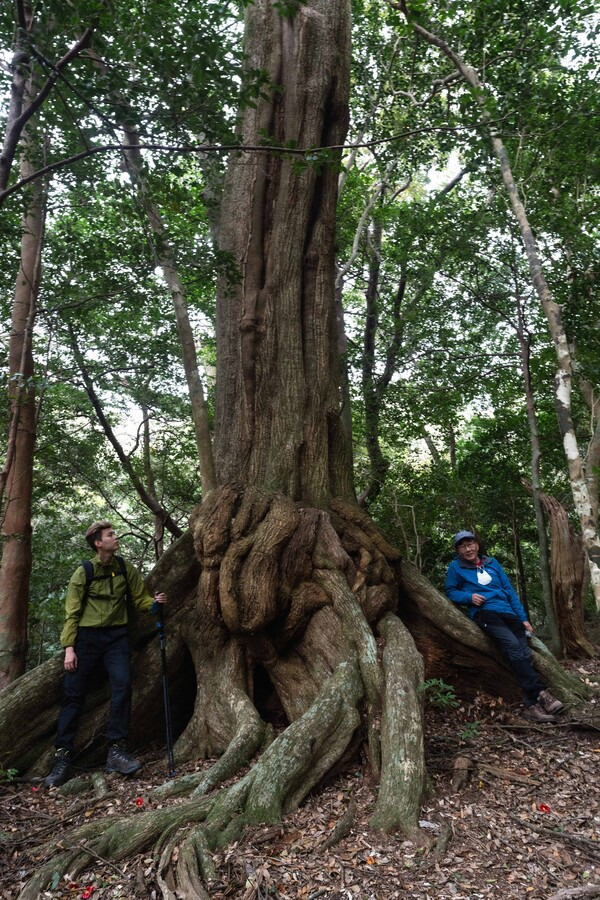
[420, 678, 460, 709]
[460, 720, 481, 741]
[0, 765, 18, 784]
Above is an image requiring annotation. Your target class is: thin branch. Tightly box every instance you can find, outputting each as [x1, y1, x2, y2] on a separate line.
[67, 326, 183, 538]
[336, 163, 397, 292]
[0, 19, 100, 191]
[0, 120, 502, 207]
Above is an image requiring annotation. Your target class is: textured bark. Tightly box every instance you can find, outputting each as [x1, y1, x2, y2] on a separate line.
[0, 98, 45, 687]
[579, 378, 600, 526]
[142, 402, 165, 558]
[371, 612, 427, 834]
[538, 492, 595, 659]
[214, 0, 354, 506]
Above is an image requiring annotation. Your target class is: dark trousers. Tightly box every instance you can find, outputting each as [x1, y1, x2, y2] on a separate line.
[56, 626, 131, 751]
[473, 610, 545, 707]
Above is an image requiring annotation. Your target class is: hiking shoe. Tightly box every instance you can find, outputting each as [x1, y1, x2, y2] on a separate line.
[523, 703, 556, 723]
[44, 748, 73, 787]
[106, 741, 142, 775]
[538, 689, 565, 715]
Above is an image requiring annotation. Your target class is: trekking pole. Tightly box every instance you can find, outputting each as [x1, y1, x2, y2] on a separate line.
[157, 602, 176, 777]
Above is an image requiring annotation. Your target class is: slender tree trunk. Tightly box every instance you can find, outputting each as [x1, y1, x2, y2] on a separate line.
[448, 424, 457, 469]
[68, 329, 183, 538]
[0, 5, 97, 194]
[334, 269, 354, 455]
[141, 402, 164, 559]
[0, 126, 46, 687]
[399, 1, 600, 608]
[0, 4, 31, 194]
[511, 508, 530, 620]
[354, 171, 464, 506]
[334, 166, 396, 474]
[518, 331, 560, 652]
[360, 218, 390, 506]
[121, 129, 217, 498]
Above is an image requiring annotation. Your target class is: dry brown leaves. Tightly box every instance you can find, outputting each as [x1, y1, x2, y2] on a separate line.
[2, 659, 600, 899]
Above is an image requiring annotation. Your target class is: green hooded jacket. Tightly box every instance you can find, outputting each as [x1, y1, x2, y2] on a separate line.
[60, 554, 154, 648]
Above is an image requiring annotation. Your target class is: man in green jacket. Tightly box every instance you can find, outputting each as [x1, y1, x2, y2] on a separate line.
[45, 521, 167, 788]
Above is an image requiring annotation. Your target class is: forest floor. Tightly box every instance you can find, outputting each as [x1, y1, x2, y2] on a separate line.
[3, 657, 600, 900]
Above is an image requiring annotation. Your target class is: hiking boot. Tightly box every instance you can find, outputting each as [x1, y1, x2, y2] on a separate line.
[538, 689, 565, 715]
[106, 741, 142, 776]
[44, 748, 73, 787]
[523, 703, 556, 723]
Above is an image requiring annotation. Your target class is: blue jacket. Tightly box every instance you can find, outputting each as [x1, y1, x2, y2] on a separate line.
[445, 555, 528, 621]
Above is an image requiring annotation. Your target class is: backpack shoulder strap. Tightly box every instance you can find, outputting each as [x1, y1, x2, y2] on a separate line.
[114, 555, 132, 603]
[79, 556, 131, 608]
[80, 559, 94, 606]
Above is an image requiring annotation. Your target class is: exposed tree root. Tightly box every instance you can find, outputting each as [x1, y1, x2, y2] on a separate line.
[156, 825, 213, 899]
[321, 797, 357, 849]
[370, 612, 427, 835]
[12, 484, 597, 897]
[18, 798, 214, 900]
[19, 658, 364, 898]
[399, 561, 588, 707]
[155, 666, 266, 800]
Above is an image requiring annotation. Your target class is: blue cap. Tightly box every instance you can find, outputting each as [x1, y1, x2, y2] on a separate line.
[453, 530, 476, 546]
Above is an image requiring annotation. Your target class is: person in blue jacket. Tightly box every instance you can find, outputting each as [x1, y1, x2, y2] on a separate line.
[445, 530, 564, 723]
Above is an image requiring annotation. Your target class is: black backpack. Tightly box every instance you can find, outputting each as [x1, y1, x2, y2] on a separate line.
[81, 555, 132, 606]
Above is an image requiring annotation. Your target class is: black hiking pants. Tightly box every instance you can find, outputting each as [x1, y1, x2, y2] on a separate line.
[55, 625, 131, 751]
[473, 610, 546, 707]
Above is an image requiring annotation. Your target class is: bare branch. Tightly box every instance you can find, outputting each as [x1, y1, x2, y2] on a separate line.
[67, 326, 183, 538]
[0, 18, 101, 191]
[0, 121, 500, 208]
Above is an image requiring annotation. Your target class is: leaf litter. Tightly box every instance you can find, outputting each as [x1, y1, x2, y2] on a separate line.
[2, 658, 600, 899]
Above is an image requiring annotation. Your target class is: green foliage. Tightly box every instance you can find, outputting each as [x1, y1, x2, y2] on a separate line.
[338, 0, 598, 620]
[0, 765, 18, 784]
[420, 678, 460, 709]
[0, 0, 598, 672]
[460, 721, 481, 741]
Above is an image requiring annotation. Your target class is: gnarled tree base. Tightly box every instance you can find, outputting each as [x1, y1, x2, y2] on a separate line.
[1, 485, 594, 898]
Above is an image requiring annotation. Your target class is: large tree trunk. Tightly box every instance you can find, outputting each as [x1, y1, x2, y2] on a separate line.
[539, 492, 595, 659]
[214, 0, 354, 505]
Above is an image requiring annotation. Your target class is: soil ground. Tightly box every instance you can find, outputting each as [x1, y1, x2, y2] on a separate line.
[2, 658, 600, 900]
